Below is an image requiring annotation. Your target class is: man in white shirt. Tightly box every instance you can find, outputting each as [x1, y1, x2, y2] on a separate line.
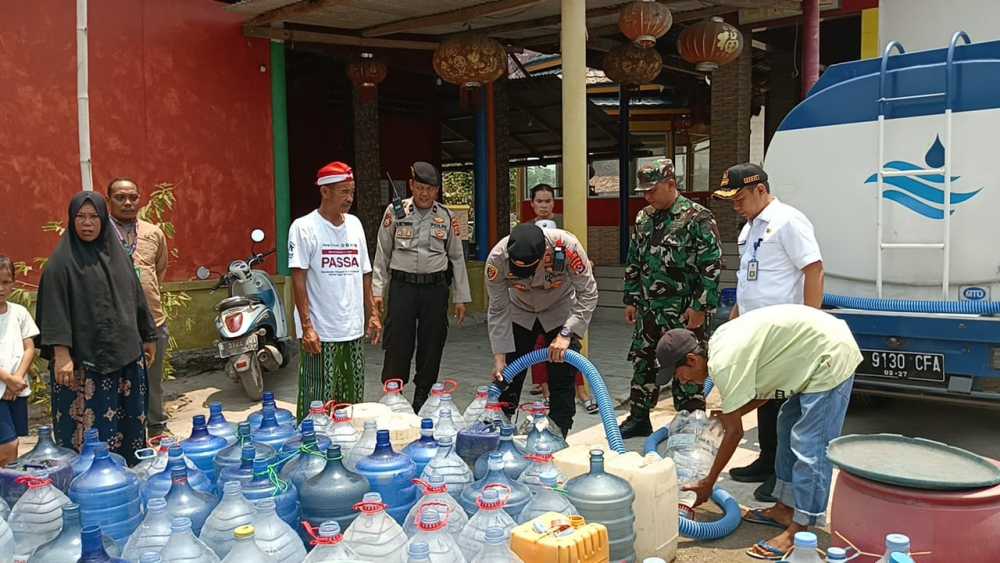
[712, 162, 825, 502]
[288, 161, 380, 420]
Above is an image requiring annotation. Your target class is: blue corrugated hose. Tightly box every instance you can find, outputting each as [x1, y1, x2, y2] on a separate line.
[824, 293, 1000, 315]
[491, 350, 740, 540]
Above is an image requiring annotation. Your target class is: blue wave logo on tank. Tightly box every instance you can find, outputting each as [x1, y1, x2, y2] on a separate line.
[864, 136, 982, 220]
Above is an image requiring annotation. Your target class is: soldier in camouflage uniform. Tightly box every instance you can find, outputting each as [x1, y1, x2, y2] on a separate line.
[619, 159, 723, 438]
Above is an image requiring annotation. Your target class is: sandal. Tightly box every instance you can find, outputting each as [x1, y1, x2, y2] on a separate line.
[584, 399, 599, 414]
[742, 508, 788, 530]
[746, 540, 786, 560]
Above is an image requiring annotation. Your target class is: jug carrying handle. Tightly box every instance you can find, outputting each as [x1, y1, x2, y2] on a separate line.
[416, 500, 451, 531]
[477, 483, 512, 510]
[301, 521, 345, 546]
[15, 475, 52, 489]
[147, 434, 170, 449]
[383, 378, 405, 392]
[134, 448, 157, 461]
[441, 379, 459, 394]
[412, 478, 448, 495]
[353, 499, 389, 514]
[518, 402, 547, 415]
[325, 401, 353, 419]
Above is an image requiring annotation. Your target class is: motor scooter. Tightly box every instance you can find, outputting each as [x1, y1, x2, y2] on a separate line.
[196, 229, 289, 400]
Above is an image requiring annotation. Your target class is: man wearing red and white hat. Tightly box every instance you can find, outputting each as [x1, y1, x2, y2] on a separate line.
[288, 161, 381, 420]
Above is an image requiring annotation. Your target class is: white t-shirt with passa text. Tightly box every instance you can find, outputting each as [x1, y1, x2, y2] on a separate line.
[288, 211, 372, 342]
[0, 302, 40, 398]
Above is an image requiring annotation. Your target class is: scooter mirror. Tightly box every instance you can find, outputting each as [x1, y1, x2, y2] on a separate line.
[250, 229, 266, 243]
[195, 266, 212, 280]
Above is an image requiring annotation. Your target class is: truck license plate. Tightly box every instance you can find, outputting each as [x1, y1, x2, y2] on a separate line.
[858, 349, 945, 383]
[218, 334, 257, 359]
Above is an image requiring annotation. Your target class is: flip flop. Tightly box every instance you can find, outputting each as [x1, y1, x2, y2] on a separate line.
[745, 540, 786, 560]
[742, 508, 787, 530]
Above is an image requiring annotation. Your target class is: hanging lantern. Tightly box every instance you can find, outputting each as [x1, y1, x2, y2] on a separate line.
[672, 114, 692, 131]
[677, 17, 743, 72]
[618, 0, 672, 48]
[432, 34, 507, 88]
[602, 42, 662, 89]
[346, 52, 387, 104]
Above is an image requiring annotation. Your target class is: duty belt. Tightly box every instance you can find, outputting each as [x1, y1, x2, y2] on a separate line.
[391, 269, 448, 285]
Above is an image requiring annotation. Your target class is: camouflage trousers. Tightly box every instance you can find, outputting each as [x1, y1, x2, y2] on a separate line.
[628, 309, 706, 417]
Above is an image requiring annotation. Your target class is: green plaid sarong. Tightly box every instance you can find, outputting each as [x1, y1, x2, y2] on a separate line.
[297, 338, 365, 421]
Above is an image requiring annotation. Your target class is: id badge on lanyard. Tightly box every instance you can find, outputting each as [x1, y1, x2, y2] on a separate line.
[747, 238, 763, 281]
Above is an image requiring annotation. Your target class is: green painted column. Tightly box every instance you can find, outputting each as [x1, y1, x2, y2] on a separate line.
[271, 40, 291, 276]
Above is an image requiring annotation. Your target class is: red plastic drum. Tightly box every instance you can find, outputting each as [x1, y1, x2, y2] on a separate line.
[830, 469, 1000, 562]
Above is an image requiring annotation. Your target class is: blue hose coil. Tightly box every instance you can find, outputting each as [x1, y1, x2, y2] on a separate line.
[643, 426, 669, 456]
[493, 350, 740, 541]
[824, 293, 1000, 315]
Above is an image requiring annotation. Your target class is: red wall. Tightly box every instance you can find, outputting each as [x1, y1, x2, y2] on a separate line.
[0, 0, 275, 282]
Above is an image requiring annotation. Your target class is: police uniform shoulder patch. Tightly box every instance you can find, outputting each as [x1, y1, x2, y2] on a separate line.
[486, 263, 499, 281]
[451, 218, 461, 237]
[567, 248, 586, 274]
[383, 210, 393, 228]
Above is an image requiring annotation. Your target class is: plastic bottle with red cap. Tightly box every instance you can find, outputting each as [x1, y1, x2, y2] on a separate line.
[456, 487, 516, 561]
[380, 379, 415, 414]
[342, 492, 408, 563]
[403, 507, 465, 563]
[302, 521, 362, 562]
[403, 475, 469, 537]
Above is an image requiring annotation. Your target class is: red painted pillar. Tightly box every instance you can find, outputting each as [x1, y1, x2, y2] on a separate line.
[801, 0, 820, 98]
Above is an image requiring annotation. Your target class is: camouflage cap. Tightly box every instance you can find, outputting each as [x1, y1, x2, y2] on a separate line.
[635, 159, 676, 192]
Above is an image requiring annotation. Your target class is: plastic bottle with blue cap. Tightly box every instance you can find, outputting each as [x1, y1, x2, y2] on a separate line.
[406, 541, 432, 563]
[121, 497, 173, 560]
[206, 402, 239, 445]
[825, 546, 848, 561]
[469, 526, 523, 563]
[784, 531, 823, 562]
[404, 419, 439, 478]
[159, 517, 221, 563]
[456, 487, 517, 561]
[876, 534, 911, 563]
[889, 553, 915, 563]
[516, 467, 578, 524]
[251, 499, 306, 563]
[199, 480, 256, 559]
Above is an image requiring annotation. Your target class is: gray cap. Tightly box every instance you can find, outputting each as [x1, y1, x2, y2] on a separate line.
[411, 161, 440, 187]
[655, 328, 699, 385]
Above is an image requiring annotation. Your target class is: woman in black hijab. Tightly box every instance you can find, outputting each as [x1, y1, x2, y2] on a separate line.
[36, 191, 157, 464]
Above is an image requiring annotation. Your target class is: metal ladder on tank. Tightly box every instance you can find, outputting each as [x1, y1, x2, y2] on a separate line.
[875, 31, 971, 299]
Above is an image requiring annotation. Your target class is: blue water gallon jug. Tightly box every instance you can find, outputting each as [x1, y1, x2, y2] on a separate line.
[252, 404, 300, 454]
[162, 466, 219, 535]
[279, 426, 328, 492]
[181, 415, 229, 483]
[456, 418, 501, 468]
[213, 423, 276, 483]
[402, 419, 438, 477]
[205, 402, 238, 446]
[708, 287, 737, 335]
[76, 525, 128, 563]
[299, 445, 371, 544]
[459, 452, 530, 520]
[564, 449, 636, 563]
[120, 497, 172, 561]
[28, 502, 120, 562]
[216, 445, 259, 490]
[144, 445, 215, 500]
[72, 430, 127, 477]
[68, 443, 143, 544]
[241, 457, 300, 530]
[247, 392, 295, 429]
[277, 419, 331, 462]
[518, 402, 568, 455]
[355, 430, 418, 525]
[474, 424, 529, 480]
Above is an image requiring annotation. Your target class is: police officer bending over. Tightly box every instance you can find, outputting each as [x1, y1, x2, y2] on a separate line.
[372, 162, 471, 412]
[486, 223, 599, 436]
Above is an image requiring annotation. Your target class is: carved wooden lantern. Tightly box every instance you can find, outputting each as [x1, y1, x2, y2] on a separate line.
[603, 42, 663, 89]
[346, 52, 387, 104]
[618, 0, 672, 48]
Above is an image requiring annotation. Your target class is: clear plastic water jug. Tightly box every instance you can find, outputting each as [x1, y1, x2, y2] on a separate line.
[516, 468, 578, 524]
[247, 392, 295, 429]
[433, 409, 460, 445]
[220, 525, 277, 563]
[462, 387, 489, 429]
[403, 508, 465, 563]
[299, 446, 370, 543]
[9, 473, 70, 555]
[355, 430, 418, 524]
[72, 430, 128, 476]
[456, 488, 516, 561]
[252, 404, 300, 455]
[328, 408, 360, 454]
[68, 443, 143, 544]
[163, 466, 220, 536]
[206, 403, 239, 446]
[343, 493, 407, 563]
[121, 497, 173, 561]
[664, 410, 724, 508]
[278, 427, 328, 492]
[277, 420, 332, 462]
[420, 436, 473, 501]
[139, 553, 162, 563]
[403, 419, 438, 478]
[470, 526, 524, 563]
[785, 531, 823, 562]
[876, 533, 911, 563]
[18, 426, 77, 467]
[134, 436, 176, 481]
[417, 382, 452, 421]
[406, 541, 431, 562]
[0, 514, 12, 563]
[214, 424, 276, 484]
[404, 475, 469, 537]
[76, 525, 128, 563]
[145, 445, 216, 501]
[182, 415, 230, 483]
[516, 443, 565, 492]
[344, 421, 378, 472]
[241, 458, 299, 530]
[432, 396, 466, 431]
[199, 481, 256, 559]
[517, 403, 567, 455]
[301, 401, 334, 439]
[564, 450, 636, 563]
[460, 453, 530, 519]
[301, 521, 361, 562]
[252, 500, 306, 563]
[380, 380, 415, 415]
[159, 517, 221, 562]
[474, 425, 528, 481]
[26, 502, 119, 563]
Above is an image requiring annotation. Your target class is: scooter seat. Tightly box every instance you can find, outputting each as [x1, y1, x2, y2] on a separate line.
[216, 295, 260, 311]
